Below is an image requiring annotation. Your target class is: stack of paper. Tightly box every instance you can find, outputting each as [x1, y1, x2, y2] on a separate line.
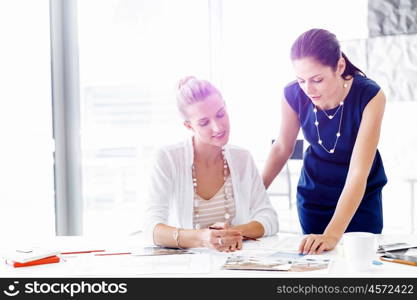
[377, 242, 417, 253]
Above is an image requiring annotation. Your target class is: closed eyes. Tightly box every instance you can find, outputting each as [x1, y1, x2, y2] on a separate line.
[298, 78, 323, 84]
[198, 110, 226, 127]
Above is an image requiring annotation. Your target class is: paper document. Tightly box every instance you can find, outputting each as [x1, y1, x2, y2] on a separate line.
[222, 251, 332, 272]
[377, 242, 417, 253]
[242, 234, 303, 251]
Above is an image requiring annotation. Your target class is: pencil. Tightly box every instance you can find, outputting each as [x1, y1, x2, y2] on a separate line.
[208, 226, 259, 241]
[380, 256, 417, 266]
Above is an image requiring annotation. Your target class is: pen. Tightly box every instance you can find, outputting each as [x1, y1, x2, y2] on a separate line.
[208, 226, 260, 241]
[61, 250, 105, 255]
[242, 236, 260, 242]
[380, 256, 417, 267]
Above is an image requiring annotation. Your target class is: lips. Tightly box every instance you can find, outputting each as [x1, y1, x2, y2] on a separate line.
[213, 131, 226, 139]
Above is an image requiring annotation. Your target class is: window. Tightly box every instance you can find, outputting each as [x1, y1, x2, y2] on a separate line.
[0, 0, 54, 239]
[77, 0, 211, 235]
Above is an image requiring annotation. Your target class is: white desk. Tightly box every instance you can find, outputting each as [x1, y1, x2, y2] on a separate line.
[1, 233, 416, 277]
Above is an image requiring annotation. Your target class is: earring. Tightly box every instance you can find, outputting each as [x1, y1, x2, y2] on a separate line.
[343, 82, 348, 88]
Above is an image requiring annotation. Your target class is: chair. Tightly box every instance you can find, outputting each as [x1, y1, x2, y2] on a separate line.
[267, 139, 303, 209]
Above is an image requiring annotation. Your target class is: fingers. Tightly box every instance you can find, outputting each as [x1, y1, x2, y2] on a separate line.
[209, 230, 242, 252]
[300, 234, 323, 254]
[222, 240, 241, 252]
[229, 241, 237, 252]
[299, 234, 338, 255]
[298, 237, 307, 254]
[209, 235, 223, 248]
[316, 242, 327, 254]
[309, 238, 323, 254]
[237, 238, 243, 250]
[301, 235, 316, 254]
[218, 235, 240, 252]
[221, 234, 241, 247]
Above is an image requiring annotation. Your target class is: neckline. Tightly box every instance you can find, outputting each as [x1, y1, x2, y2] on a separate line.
[195, 175, 231, 201]
[188, 136, 229, 167]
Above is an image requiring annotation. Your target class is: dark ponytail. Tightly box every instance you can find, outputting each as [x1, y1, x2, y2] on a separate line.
[291, 28, 365, 79]
[341, 52, 365, 78]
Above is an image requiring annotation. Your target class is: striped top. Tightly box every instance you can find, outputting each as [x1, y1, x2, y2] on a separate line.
[193, 175, 235, 229]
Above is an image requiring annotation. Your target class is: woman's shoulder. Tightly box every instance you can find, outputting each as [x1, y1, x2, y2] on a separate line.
[351, 74, 381, 107]
[283, 80, 309, 114]
[284, 80, 301, 98]
[226, 144, 254, 163]
[352, 74, 381, 94]
[284, 80, 299, 89]
[226, 144, 250, 154]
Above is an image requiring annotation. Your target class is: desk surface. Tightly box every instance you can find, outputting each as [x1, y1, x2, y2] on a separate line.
[1, 233, 416, 277]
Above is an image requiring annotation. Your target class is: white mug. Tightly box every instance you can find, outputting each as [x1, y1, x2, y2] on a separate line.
[343, 232, 377, 272]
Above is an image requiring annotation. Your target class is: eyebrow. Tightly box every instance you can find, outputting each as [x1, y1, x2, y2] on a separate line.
[296, 74, 322, 80]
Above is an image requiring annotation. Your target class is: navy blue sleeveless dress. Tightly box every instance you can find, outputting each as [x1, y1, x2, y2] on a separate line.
[284, 74, 387, 234]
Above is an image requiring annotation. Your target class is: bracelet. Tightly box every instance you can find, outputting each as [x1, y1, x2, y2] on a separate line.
[173, 228, 183, 249]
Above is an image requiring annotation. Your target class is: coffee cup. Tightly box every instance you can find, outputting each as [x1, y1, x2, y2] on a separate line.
[343, 232, 377, 272]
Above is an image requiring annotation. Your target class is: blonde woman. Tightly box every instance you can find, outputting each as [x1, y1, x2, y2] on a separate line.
[144, 77, 278, 252]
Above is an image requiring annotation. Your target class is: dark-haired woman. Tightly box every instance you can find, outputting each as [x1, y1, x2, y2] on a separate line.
[262, 29, 387, 254]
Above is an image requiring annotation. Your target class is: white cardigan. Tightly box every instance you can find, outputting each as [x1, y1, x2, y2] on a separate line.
[144, 138, 279, 242]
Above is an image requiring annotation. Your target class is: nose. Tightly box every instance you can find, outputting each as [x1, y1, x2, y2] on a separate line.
[305, 82, 315, 95]
[211, 119, 223, 132]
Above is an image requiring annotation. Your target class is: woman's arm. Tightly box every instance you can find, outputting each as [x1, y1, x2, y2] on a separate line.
[262, 95, 300, 189]
[231, 221, 265, 238]
[300, 90, 386, 254]
[144, 149, 173, 241]
[231, 151, 279, 238]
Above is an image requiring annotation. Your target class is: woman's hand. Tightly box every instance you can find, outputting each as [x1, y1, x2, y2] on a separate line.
[298, 234, 340, 255]
[200, 228, 242, 252]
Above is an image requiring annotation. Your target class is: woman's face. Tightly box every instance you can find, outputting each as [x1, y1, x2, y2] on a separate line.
[184, 93, 230, 148]
[292, 57, 344, 108]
